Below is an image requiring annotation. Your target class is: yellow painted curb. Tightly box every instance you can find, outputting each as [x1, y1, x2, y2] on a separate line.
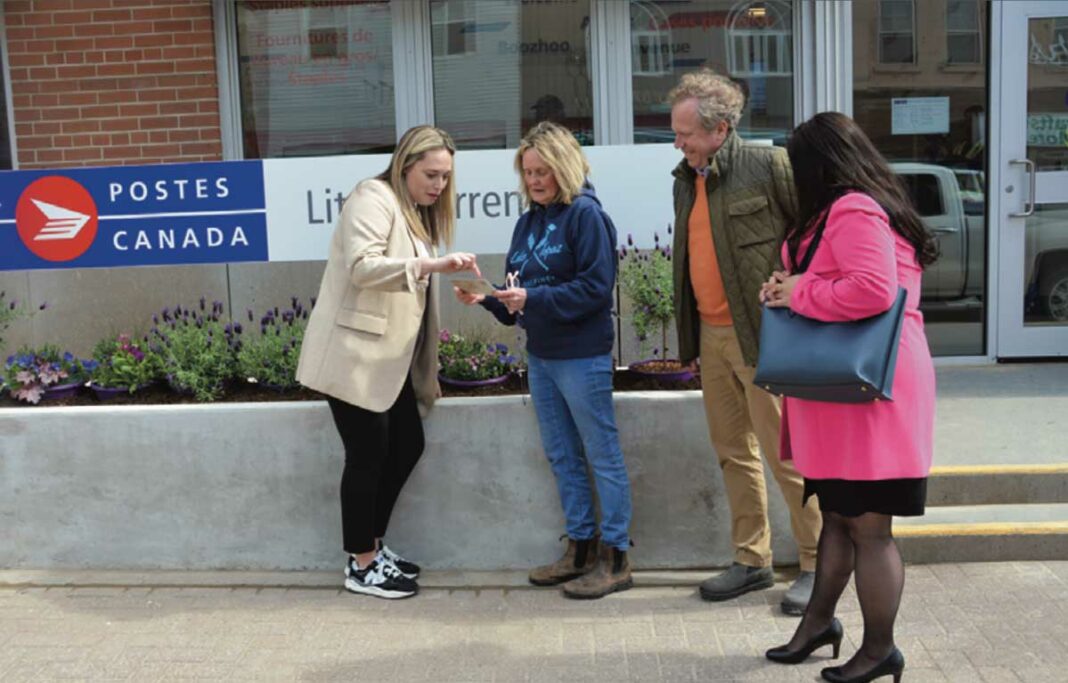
[896, 522, 1068, 537]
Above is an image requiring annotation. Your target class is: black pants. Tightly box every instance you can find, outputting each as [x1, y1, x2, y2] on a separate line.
[327, 377, 425, 555]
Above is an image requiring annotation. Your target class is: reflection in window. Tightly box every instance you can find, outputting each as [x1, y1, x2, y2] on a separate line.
[430, 0, 594, 150]
[432, 0, 476, 57]
[855, 0, 989, 356]
[879, 0, 916, 65]
[235, 1, 395, 158]
[630, 0, 794, 147]
[946, 0, 981, 65]
[1027, 18, 1068, 172]
[1025, 203, 1068, 325]
[727, 1, 792, 77]
[0, 42, 10, 169]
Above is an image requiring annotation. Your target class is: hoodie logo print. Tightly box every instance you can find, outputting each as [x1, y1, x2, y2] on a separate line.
[509, 223, 564, 278]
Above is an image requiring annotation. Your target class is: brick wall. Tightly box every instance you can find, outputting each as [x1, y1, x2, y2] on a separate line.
[4, 0, 222, 168]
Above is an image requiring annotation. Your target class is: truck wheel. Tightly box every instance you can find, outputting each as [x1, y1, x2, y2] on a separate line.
[1040, 264, 1068, 322]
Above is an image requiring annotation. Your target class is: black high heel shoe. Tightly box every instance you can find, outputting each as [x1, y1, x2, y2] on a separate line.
[821, 646, 905, 682]
[765, 618, 843, 664]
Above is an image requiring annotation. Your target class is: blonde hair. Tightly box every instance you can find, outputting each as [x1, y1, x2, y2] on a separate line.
[377, 125, 457, 247]
[666, 69, 745, 131]
[513, 121, 589, 206]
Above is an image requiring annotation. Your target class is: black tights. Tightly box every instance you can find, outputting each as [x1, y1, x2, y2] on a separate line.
[788, 510, 904, 678]
[327, 378, 425, 555]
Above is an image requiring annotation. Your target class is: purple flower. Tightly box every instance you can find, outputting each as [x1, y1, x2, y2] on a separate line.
[247, 310, 254, 322]
[627, 233, 633, 246]
[199, 297, 206, 311]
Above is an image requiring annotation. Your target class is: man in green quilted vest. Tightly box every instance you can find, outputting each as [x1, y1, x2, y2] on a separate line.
[668, 70, 822, 615]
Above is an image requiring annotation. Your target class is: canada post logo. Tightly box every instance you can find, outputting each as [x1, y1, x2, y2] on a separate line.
[0, 161, 268, 271]
[15, 176, 99, 262]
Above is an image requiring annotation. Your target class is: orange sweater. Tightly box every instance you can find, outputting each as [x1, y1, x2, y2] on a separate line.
[688, 176, 732, 326]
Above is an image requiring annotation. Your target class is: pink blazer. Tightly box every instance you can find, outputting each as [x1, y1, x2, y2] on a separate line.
[779, 192, 935, 481]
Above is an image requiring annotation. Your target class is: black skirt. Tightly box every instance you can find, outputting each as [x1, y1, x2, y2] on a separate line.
[803, 477, 927, 517]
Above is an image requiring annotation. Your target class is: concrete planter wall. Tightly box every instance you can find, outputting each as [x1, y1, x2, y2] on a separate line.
[1, 393, 799, 571]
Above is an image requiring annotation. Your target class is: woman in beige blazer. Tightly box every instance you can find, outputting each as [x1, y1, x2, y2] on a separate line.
[297, 126, 478, 600]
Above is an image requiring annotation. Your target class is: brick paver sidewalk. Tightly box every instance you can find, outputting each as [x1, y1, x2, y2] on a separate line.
[1, 562, 1066, 682]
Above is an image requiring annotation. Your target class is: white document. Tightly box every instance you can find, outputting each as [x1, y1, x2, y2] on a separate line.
[891, 97, 950, 135]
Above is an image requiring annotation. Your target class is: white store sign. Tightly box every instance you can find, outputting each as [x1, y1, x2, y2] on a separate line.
[263, 144, 683, 259]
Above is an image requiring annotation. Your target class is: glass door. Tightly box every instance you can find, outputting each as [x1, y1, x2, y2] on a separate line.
[998, 1, 1068, 356]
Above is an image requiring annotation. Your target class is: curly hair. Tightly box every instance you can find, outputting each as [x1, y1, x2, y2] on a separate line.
[666, 69, 745, 130]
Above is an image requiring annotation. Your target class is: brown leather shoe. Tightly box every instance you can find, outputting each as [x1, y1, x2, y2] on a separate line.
[528, 536, 599, 586]
[561, 545, 633, 599]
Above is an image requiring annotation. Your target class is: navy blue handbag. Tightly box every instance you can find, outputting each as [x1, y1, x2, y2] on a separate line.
[753, 211, 907, 403]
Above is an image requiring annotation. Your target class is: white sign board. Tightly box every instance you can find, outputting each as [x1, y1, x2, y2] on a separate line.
[891, 97, 950, 135]
[263, 144, 682, 260]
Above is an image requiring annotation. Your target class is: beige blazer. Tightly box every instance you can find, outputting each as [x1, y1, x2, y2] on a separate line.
[297, 178, 440, 415]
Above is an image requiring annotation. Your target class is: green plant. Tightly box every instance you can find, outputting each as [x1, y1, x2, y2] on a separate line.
[438, 329, 521, 381]
[2, 344, 92, 404]
[89, 334, 162, 392]
[235, 299, 308, 390]
[618, 230, 675, 358]
[149, 299, 236, 402]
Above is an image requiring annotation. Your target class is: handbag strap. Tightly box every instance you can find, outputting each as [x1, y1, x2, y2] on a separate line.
[789, 210, 830, 275]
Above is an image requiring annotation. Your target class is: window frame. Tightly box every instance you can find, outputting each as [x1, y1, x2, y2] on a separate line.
[877, 0, 917, 65]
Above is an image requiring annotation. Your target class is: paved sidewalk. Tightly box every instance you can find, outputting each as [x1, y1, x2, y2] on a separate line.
[1, 562, 1066, 682]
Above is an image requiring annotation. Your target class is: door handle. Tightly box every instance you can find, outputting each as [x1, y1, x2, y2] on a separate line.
[1009, 159, 1036, 218]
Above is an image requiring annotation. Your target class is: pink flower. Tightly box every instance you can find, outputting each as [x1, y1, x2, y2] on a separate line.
[14, 385, 44, 404]
[439, 329, 451, 343]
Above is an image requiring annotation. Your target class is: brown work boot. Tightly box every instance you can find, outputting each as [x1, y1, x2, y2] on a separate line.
[528, 536, 599, 586]
[561, 544, 633, 599]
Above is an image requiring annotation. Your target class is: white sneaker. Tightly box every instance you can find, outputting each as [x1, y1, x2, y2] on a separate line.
[378, 543, 420, 579]
[343, 553, 418, 599]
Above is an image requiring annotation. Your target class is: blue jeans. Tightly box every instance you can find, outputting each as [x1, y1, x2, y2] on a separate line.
[527, 353, 632, 551]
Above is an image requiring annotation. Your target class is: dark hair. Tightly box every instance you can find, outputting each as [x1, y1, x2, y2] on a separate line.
[785, 112, 938, 268]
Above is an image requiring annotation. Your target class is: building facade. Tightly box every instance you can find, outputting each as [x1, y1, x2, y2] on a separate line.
[2, 0, 1067, 361]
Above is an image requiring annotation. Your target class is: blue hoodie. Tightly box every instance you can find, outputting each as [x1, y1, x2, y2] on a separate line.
[481, 184, 617, 359]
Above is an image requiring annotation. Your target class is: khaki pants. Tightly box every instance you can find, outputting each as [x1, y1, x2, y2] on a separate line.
[699, 323, 821, 571]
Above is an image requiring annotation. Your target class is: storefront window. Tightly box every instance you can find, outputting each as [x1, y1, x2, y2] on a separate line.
[854, 0, 989, 356]
[630, 0, 794, 147]
[235, 1, 395, 158]
[430, 0, 594, 150]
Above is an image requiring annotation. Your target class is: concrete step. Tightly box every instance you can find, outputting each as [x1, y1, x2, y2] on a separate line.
[896, 503, 1068, 563]
[927, 464, 1068, 506]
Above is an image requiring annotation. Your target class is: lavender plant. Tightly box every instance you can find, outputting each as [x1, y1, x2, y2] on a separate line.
[618, 228, 675, 358]
[0, 291, 46, 355]
[148, 298, 236, 402]
[235, 298, 309, 390]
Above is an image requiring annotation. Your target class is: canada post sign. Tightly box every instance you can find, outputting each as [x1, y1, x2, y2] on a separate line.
[0, 161, 267, 270]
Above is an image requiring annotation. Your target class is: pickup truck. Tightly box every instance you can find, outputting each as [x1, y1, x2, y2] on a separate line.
[892, 162, 1068, 321]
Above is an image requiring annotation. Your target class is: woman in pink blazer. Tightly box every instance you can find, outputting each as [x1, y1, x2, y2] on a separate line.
[761, 113, 937, 683]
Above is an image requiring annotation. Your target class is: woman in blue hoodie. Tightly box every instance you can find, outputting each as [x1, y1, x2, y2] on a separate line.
[455, 122, 633, 599]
